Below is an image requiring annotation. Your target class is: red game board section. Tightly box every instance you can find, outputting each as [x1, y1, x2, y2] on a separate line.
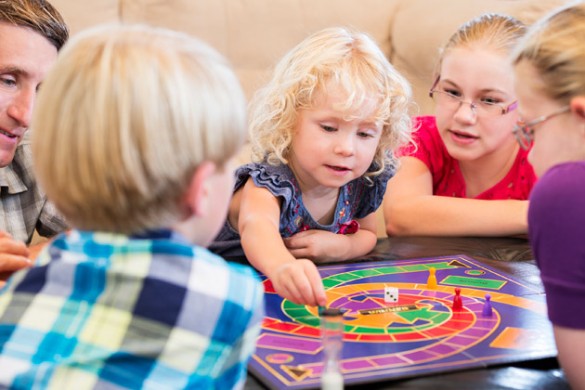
[263, 279, 276, 293]
[263, 318, 321, 337]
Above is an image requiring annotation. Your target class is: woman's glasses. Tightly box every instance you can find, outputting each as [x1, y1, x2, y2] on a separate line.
[513, 106, 571, 150]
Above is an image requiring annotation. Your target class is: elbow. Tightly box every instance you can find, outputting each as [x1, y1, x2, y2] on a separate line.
[385, 220, 412, 236]
[384, 206, 415, 237]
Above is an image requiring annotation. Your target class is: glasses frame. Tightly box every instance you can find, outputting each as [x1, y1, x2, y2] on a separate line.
[429, 76, 518, 117]
[513, 106, 571, 150]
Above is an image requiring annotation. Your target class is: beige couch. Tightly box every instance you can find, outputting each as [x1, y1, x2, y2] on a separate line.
[52, 0, 569, 115]
[50, 0, 570, 236]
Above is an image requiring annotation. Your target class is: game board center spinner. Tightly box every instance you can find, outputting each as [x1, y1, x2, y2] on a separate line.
[252, 255, 555, 390]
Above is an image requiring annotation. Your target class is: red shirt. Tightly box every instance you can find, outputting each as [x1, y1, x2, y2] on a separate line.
[401, 116, 537, 200]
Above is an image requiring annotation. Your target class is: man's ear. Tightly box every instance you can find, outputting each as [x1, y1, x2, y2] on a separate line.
[184, 161, 216, 217]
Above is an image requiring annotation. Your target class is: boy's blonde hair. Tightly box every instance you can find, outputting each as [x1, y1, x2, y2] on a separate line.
[437, 13, 526, 75]
[32, 24, 247, 233]
[512, 2, 585, 103]
[249, 26, 412, 176]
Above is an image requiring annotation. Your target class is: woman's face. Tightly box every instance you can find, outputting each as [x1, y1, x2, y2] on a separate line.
[514, 61, 585, 177]
[434, 46, 519, 164]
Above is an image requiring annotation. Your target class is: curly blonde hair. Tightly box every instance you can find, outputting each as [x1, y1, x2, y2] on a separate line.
[248, 26, 413, 177]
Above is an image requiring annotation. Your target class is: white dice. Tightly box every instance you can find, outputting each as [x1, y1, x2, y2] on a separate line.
[384, 286, 399, 303]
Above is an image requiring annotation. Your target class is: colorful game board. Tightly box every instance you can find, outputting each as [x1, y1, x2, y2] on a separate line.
[249, 255, 557, 389]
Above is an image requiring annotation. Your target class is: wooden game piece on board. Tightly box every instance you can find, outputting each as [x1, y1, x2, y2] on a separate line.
[452, 287, 463, 311]
[426, 267, 438, 289]
[482, 294, 493, 317]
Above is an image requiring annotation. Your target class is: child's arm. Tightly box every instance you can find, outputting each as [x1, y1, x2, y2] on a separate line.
[283, 213, 378, 262]
[384, 157, 528, 236]
[238, 180, 327, 307]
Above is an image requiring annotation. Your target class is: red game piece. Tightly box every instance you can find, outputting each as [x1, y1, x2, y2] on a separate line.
[452, 288, 463, 311]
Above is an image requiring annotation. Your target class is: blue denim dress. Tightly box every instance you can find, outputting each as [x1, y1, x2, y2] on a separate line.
[209, 162, 393, 262]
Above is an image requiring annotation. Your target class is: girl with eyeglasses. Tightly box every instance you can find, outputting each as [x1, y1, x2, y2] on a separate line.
[512, 3, 585, 388]
[383, 14, 537, 236]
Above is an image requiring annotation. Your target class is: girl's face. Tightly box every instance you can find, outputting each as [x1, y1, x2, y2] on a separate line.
[435, 46, 519, 164]
[288, 84, 382, 192]
[514, 61, 585, 177]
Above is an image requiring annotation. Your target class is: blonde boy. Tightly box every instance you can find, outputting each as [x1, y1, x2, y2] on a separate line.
[0, 24, 264, 389]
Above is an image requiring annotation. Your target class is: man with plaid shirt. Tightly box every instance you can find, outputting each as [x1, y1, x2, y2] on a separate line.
[0, 0, 68, 281]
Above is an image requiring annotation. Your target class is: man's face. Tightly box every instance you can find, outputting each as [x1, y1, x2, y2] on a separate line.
[0, 22, 58, 167]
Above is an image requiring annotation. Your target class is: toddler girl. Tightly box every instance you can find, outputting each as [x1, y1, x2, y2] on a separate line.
[211, 27, 412, 306]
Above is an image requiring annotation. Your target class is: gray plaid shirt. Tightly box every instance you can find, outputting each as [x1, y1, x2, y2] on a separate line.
[0, 134, 67, 244]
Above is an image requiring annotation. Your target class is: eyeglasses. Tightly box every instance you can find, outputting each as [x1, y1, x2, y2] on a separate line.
[429, 77, 517, 118]
[513, 106, 571, 150]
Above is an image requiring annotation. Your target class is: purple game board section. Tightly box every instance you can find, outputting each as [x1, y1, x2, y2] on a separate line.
[257, 334, 322, 353]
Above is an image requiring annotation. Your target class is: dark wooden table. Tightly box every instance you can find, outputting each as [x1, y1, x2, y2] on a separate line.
[245, 235, 570, 389]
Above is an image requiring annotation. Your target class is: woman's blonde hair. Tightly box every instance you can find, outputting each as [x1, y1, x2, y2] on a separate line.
[249, 26, 412, 176]
[436, 13, 526, 76]
[512, 2, 585, 103]
[32, 24, 247, 233]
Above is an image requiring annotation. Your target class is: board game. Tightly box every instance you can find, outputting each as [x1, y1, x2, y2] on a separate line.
[249, 255, 557, 389]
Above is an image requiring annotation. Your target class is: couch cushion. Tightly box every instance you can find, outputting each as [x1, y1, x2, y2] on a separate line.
[51, 0, 120, 35]
[121, 0, 401, 99]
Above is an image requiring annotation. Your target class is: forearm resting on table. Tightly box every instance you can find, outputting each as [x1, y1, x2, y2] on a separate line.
[332, 223, 377, 261]
[385, 196, 528, 236]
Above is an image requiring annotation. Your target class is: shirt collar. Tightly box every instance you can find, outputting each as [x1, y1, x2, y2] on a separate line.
[0, 163, 27, 194]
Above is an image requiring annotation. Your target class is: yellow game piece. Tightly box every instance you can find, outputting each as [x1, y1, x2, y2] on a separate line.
[427, 267, 438, 289]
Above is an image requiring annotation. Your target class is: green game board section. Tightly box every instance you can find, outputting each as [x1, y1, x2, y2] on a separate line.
[442, 275, 505, 290]
[283, 300, 320, 327]
[322, 261, 455, 289]
[346, 307, 449, 334]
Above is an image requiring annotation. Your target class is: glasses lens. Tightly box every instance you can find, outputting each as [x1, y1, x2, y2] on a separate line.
[476, 102, 505, 117]
[431, 90, 458, 107]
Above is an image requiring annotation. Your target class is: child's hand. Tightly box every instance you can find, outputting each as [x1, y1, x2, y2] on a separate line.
[267, 259, 327, 307]
[284, 230, 349, 262]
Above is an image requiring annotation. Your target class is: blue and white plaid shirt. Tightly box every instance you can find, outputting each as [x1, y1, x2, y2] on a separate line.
[0, 229, 264, 389]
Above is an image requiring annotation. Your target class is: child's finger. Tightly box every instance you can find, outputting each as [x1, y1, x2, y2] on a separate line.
[292, 260, 325, 306]
[305, 265, 327, 306]
[281, 279, 304, 305]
